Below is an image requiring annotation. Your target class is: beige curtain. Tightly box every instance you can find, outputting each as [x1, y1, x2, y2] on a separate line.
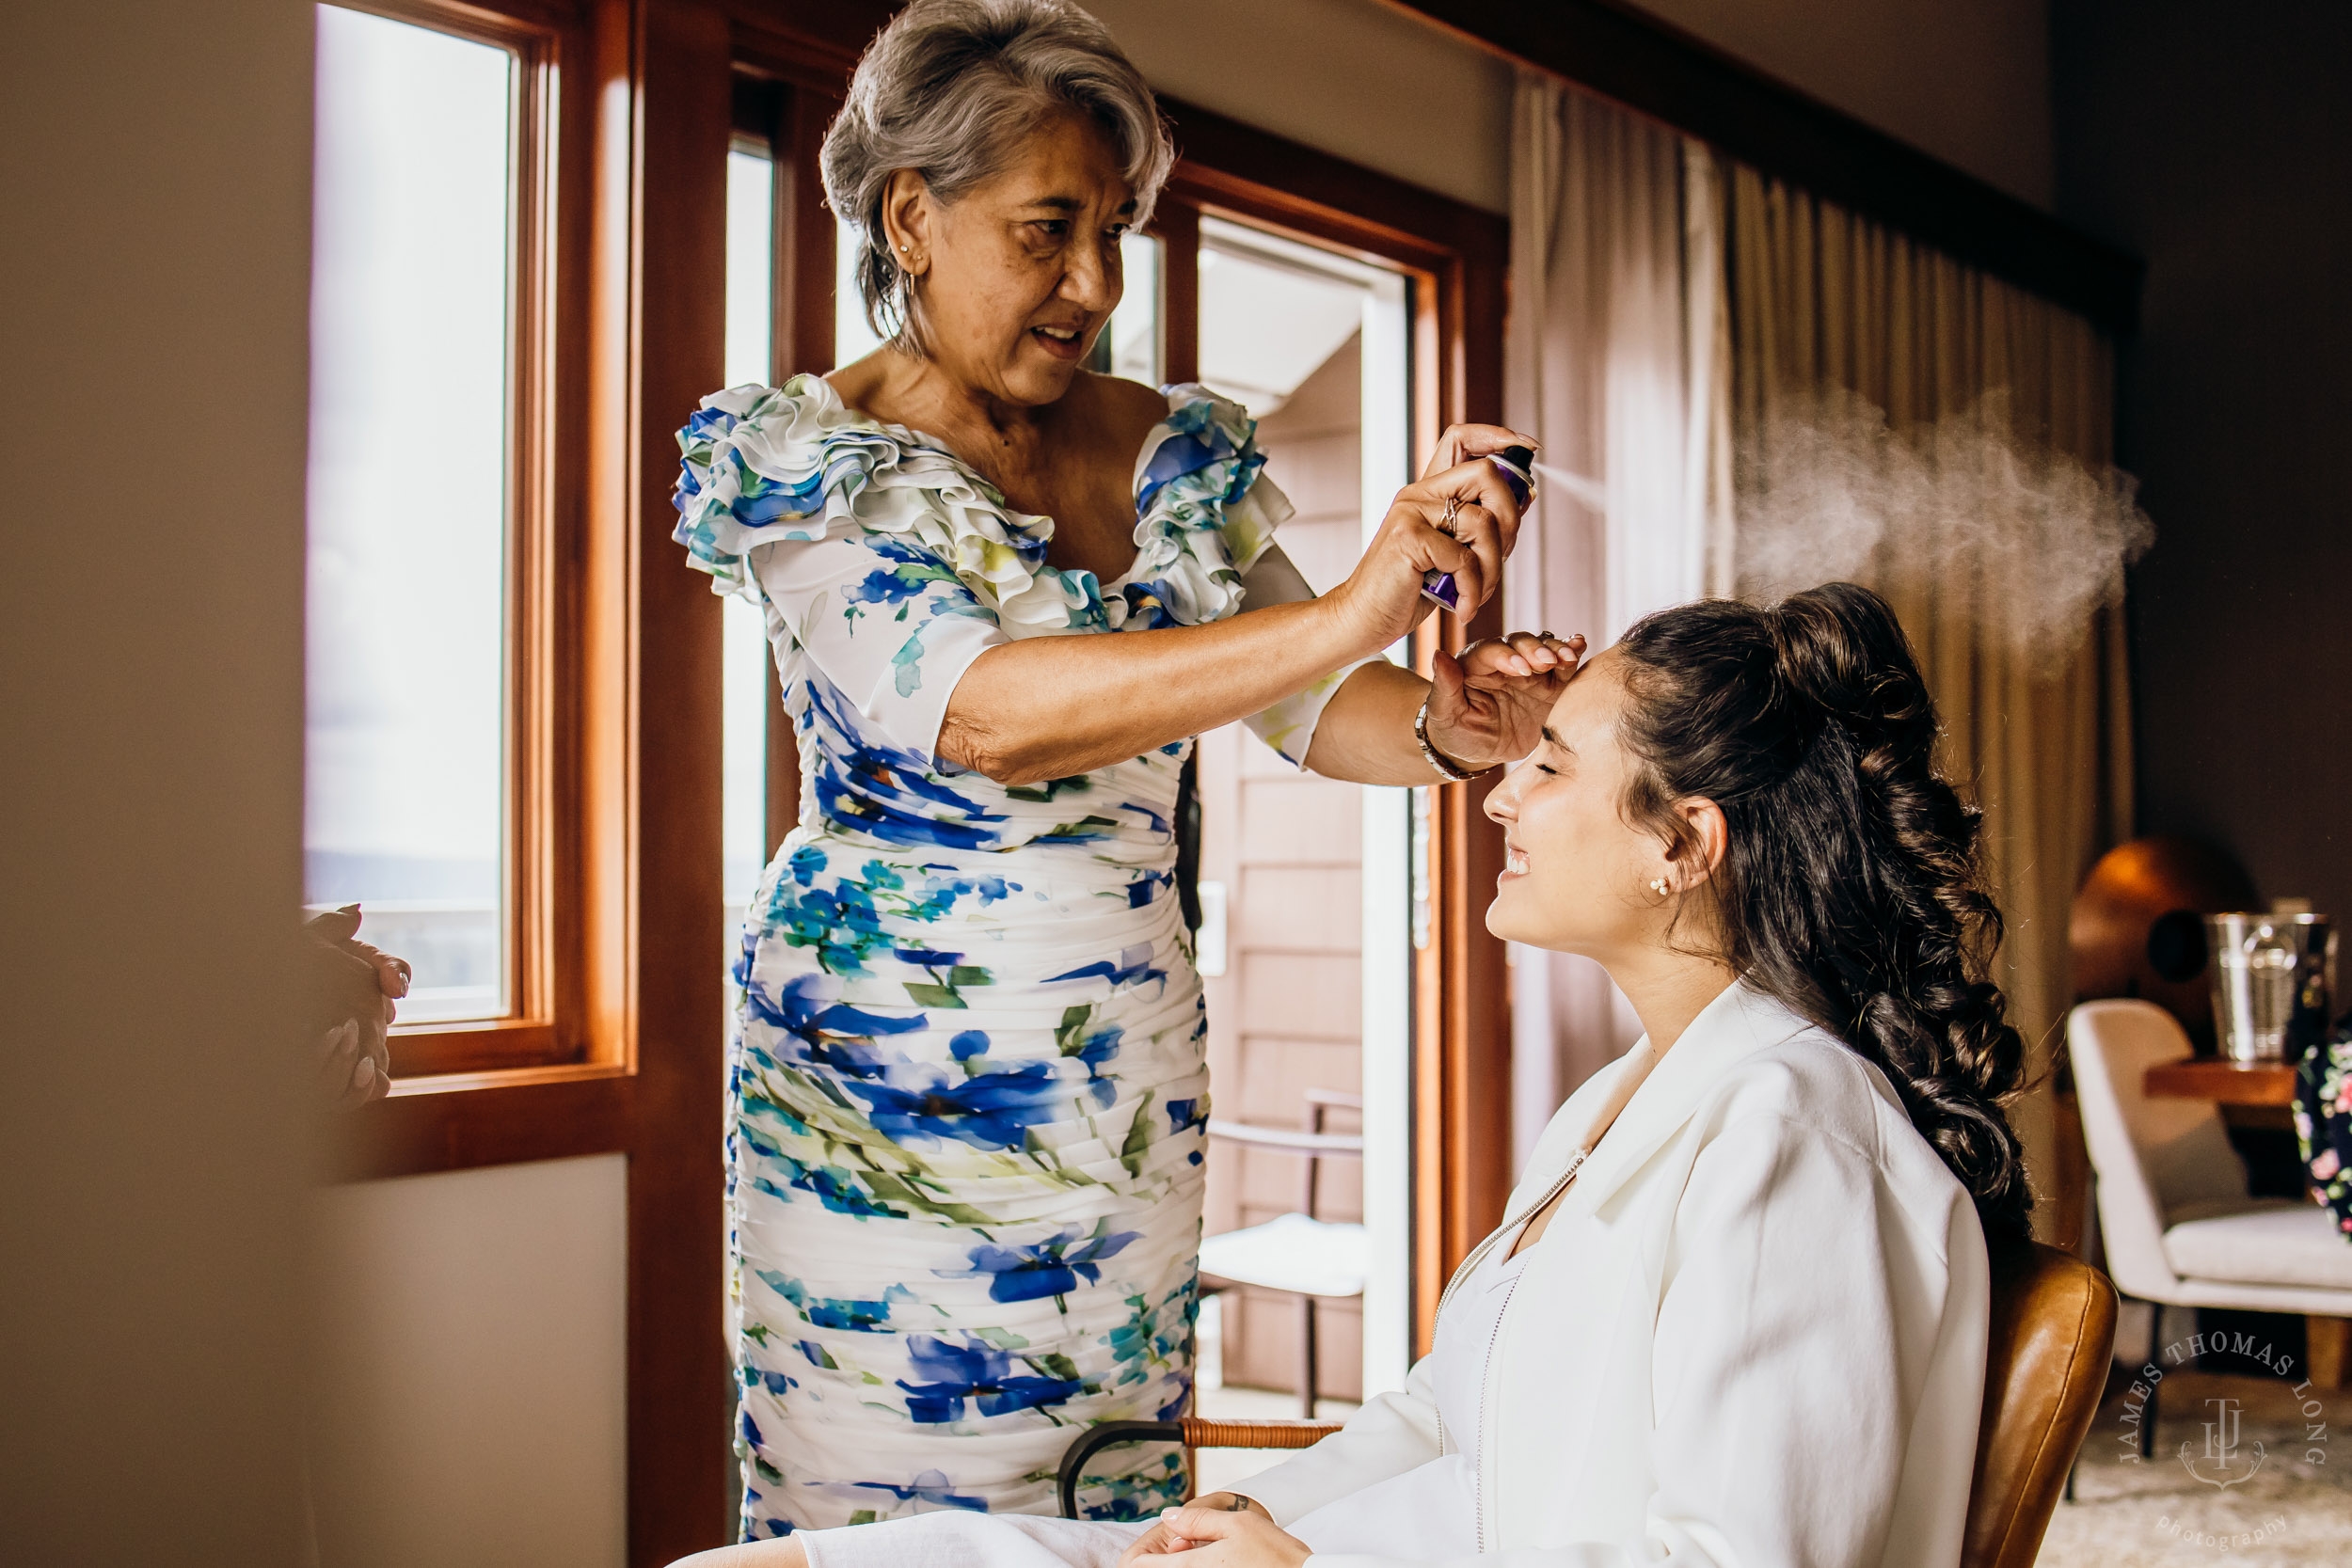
[1502, 73, 1733, 1168]
[1725, 166, 2134, 1244]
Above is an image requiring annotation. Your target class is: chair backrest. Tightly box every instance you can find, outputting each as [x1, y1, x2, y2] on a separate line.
[1960, 1239, 2119, 1568]
[1204, 1114, 1364, 1225]
[2067, 999, 2248, 1299]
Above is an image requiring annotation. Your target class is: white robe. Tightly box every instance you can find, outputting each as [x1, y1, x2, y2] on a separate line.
[802, 980, 1991, 1568]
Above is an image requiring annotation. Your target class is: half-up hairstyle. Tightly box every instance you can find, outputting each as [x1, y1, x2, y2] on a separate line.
[1613, 583, 2033, 1239]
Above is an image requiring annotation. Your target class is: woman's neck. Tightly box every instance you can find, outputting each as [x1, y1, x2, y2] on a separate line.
[847, 348, 1056, 467]
[1607, 947, 1739, 1059]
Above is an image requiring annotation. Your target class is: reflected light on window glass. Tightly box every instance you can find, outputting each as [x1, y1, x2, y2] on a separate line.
[723, 148, 775, 913]
[306, 6, 514, 1022]
[1108, 230, 1161, 385]
[835, 218, 886, 365]
[1197, 218, 1373, 417]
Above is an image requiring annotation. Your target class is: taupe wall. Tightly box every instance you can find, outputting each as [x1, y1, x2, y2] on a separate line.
[1622, 0, 2055, 206]
[1084, 0, 1514, 214]
[2053, 0, 2352, 932]
[310, 1157, 628, 1568]
[1092, 0, 2061, 217]
[0, 1, 316, 1562]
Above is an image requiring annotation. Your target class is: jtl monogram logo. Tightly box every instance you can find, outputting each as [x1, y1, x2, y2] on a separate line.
[2180, 1396, 2265, 1488]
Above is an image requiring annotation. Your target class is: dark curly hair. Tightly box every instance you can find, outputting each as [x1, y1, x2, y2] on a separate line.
[1613, 583, 2032, 1239]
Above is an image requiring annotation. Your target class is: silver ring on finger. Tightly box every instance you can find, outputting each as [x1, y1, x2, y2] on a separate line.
[1438, 496, 1460, 536]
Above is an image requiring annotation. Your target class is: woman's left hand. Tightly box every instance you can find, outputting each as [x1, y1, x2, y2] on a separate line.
[1424, 630, 1587, 771]
[1127, 1503, 1311, 1568]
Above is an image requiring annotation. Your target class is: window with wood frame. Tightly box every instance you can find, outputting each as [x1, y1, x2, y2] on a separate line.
[306, 0, 572, 1080]
[722, 65, 841, 879]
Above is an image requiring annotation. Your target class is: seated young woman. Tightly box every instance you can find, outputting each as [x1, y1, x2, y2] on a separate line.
[673, 581, 2030, 1568]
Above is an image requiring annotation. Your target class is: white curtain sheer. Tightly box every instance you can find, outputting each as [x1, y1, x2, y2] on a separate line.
[1502, 73, 1732, 1168]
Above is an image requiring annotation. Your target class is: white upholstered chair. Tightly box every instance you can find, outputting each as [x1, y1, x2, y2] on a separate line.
[2067, 1000, 2352, 1453]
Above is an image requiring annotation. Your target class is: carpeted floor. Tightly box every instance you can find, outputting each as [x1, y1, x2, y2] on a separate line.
[2038, 1369, 2352, 1566]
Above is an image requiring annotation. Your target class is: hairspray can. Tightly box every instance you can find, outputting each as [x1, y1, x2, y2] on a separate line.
[1422, 445, 1534, 611]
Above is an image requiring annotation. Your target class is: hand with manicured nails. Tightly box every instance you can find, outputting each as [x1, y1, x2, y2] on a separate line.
[1425, 629, 1587, 771]
[1114, 1492, 1268, 1566]
[1121, 1497, 1311, 1568]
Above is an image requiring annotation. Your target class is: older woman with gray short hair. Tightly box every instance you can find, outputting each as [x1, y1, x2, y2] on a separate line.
[670, 0, 1576, 1542]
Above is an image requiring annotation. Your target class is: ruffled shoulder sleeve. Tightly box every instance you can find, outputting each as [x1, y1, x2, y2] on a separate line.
[669, 374, 1097, 639]
[1117, 384, 1295, 628]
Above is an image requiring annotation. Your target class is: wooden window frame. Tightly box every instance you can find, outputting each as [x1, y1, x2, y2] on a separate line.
[326, 0, 584, 1082]
[336, 2, 737, 1560]
[724, 47, 851, 858]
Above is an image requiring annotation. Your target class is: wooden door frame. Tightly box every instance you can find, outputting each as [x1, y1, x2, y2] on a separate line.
[1145, 100, 1513, 1357]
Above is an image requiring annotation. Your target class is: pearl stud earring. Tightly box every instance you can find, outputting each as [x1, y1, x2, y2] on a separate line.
[1649, 878, 1671, 897]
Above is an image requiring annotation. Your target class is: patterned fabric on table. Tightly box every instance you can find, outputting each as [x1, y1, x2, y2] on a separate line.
[673, 375, 1370, 1539]
[2294, 1020, 2352, 1238]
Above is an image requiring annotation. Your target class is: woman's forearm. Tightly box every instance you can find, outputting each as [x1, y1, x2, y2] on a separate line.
[1300, 662, 1440, 786]
[936, 596, 1375, 784]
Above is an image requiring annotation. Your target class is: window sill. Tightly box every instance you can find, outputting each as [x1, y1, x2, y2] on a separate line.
[335, 1059, 634, 1182]
[389, 1018, 569, 1079]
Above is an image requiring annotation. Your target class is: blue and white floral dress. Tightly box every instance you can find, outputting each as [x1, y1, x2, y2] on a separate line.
[673, 376, 1370, 1539]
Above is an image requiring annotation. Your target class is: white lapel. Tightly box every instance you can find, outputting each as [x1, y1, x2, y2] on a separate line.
[1484, 982, 1827, 1549]
[1550, 979, 1815, 1220]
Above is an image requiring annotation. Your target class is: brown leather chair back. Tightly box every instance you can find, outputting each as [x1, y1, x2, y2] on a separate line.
[1961, 1238, 2118, 1568]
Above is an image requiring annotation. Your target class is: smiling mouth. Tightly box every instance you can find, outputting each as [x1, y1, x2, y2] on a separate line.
[1502, 844, 1530, 879]
[1030, 323, 1087, 360]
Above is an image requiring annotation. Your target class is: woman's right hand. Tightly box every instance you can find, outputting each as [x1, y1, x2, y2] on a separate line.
[1115, 1494, 1274, 1565]
[1321, 426, 1535, 654]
